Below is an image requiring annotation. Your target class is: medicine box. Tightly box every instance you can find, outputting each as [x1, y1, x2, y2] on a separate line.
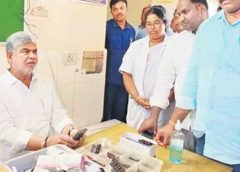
[119, 132, 157, 157]
[77, 133, 163, 172]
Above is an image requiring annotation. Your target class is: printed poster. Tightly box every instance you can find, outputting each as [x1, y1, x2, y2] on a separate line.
[82, 51, 103, 74]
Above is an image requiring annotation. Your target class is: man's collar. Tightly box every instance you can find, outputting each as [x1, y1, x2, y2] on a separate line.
[3, 70, 18, 85]
[217, 10, 240, 26]
[217, 10, 224, 20]
[3, 70, 37, 86]
[112, 19, 131, 29]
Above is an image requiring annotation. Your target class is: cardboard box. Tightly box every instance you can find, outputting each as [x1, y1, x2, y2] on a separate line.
[119, 132, 157, 157]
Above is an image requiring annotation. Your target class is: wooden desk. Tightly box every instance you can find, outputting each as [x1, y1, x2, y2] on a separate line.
[81, 123, 232, 172]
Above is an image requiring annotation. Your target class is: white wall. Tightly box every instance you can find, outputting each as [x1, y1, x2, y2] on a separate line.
[0, 0, 108, 128]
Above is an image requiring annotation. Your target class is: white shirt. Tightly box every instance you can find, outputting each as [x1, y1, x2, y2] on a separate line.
[150, 31, 196, 130]
[0, 71, 73, 161]
[120, 36, 175, 129]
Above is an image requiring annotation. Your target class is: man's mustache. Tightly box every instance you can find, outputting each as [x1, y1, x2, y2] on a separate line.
[219, 0, 225, 4]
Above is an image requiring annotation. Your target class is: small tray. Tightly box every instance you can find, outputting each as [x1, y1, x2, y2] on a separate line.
[6, 145, 76, 172]
[77, 136, 163, 172]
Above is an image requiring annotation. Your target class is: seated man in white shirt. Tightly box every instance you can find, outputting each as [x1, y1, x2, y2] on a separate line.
[0, 31, 84, 161]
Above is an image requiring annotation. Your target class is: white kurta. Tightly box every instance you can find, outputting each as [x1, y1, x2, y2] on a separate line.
[150, 31, 196, 130]
[0, 71, 74, 161]
[120, 36, 175, 129]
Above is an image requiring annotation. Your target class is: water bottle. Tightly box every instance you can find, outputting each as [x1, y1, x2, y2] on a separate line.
[169, 120, 184, 164]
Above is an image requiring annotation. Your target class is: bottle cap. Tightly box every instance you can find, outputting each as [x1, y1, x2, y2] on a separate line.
[175, 120, 181, 130]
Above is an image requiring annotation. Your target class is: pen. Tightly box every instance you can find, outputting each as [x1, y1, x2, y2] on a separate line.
[124, 137, 151, 147]
[86, 155, 105, 167]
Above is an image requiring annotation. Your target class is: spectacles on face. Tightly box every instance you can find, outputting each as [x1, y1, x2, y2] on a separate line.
[145, 20, 163, 28]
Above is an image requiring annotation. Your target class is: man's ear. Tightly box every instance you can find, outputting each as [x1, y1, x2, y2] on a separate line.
[7, 52, 13, 64]
[197, 3, 208, 16]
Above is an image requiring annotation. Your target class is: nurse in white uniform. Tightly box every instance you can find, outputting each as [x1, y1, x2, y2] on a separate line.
[119, 6, 174, 130]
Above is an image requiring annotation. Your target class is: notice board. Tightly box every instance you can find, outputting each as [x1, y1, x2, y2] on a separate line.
[0, 0, 24, 42]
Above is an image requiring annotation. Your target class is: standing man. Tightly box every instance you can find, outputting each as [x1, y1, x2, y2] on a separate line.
[135, 5, 150, 40]
[156, 0, 240, 171]
[170, 9, 184, 34]
[139, 0, 208, 152]
[102, 0, 135, 122]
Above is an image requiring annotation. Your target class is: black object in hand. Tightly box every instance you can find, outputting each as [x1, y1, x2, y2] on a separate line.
[141, 130, 154, 139]
[73, 128, 87, 141]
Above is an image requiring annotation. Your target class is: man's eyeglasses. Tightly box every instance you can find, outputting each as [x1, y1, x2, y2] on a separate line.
[145, 20, 163, 28]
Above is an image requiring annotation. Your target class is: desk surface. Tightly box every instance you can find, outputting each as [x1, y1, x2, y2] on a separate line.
[81, 123, 232, 172]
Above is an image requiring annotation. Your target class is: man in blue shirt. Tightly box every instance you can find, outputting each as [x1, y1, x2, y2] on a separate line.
[135, 5, 150, 41]
[102, 0, 135, 122]
[156, 0, 240, 171]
